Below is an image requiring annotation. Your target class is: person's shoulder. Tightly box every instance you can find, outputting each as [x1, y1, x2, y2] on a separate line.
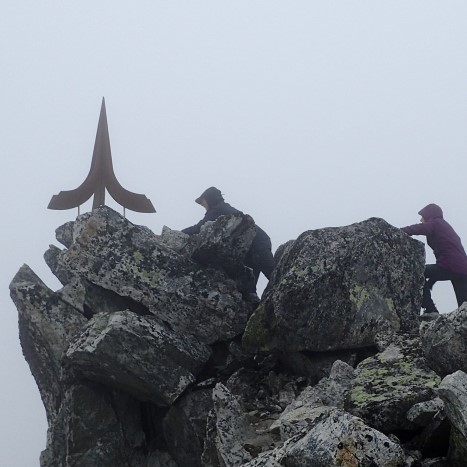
[220, 202, 241, 214]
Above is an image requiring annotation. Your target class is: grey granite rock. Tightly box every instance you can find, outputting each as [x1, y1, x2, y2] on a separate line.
[347, 334, 440, 432]
[438, 370, 467, 440]
[47, 206, 252, 344]
[9, 264, 87, 424]
[407, 398, 444, 427]
[243, 218, 424, 353]
[282, 407, 405, 467]
[420, 303, 467, 376]
[163, 389, 213, 467]
[66, 310, 211, 406]
[270, 360, 355, 437]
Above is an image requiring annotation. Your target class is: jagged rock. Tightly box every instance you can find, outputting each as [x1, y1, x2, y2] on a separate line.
[190, 213, 256, 276]
[407, 398, 444, 427]
[159, 226, 195, 254]
[43, 249, 150, 319]
[60, 383, 145, 466]
[243, 218, 424, 353]
[200, 409, 220, 467]
[347, 334, 440, 432]
[420, 303, 467, 376]
[163, 389, 213, 467]
[66, 310, 211, 406]
[46, 206, 252, 344]
[160, 213, 257, 278]
[205, 383, 276, 466]
[209, 383, 254, 465]
[448, 427, 467, 467]
[55, 221, 75, 248]
[270, 360, 355, 437]
[278, 349, 359, 386]
[438, 371, 467, 440]
[283, 407, 405, 466]
[39, 382, 147, 466]
[406, 408, 450, 460]
[9, 264, 87, 424]
[14, 212, 446, 466]
[247, 406, 405, 467]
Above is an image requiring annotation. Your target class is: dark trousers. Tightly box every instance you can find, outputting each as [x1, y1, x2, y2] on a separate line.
[423, 264, 467, 312]
[245, 239, 274, 283]
[239, 239, 274, 294]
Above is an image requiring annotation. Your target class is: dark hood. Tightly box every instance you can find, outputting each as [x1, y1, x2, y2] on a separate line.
[418, 203, 443, 221]
[195, 187, 224, 207]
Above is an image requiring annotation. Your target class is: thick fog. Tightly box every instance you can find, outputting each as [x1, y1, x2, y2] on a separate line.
[2, 2, 467, 465]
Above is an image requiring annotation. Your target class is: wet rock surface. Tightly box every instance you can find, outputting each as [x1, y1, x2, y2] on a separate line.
[243, 217, 425, 353]
[347, 334, 440, 432]
[11, 207, 467, 466]
[420, 302, 467, 376]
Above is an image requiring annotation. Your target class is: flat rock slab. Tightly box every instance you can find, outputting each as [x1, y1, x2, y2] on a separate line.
[67, 310, 212, 406]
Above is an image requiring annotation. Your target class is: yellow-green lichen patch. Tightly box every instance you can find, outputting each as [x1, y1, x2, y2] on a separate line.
[133, 251, 143, 263]
[242, 304, 273, 352]
[384, 297, 395, 312]
[349, 285, 371, 309]
[128, 264, 162, 289]
[349, 351, 441, 410]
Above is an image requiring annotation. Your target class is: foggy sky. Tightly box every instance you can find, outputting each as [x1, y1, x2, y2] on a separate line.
[2, 2, 467, 465]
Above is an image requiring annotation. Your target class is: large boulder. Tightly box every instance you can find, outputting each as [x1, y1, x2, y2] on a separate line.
[281, 407, 405, 467]
[244, 407, 405, 467]
[190, 213, 257, 278]
[270, 360, 355, 438]
[438, 371, 467, 441]
[438, 371, 467, 466]
[201, 383, 275, 466]
[66, 310, 212, 406]
[162, 388, 214, 467]
[346, 334, 440, 432]
[420, 303, 467, 376]
[58, 383, 146, 466]
[243, 218, 425, 352]
[159, 213, 256, 277]
[45, 206, 252, 344]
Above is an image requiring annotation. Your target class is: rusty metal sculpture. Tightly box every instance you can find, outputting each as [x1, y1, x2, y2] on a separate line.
[48, 98, 156, 214]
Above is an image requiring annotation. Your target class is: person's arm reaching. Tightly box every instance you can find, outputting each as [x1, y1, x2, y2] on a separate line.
[401, 221, 434, 237]
[182, 209, 220, 235]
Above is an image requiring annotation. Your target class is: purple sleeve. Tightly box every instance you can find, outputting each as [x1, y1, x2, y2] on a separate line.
[401, 222, 434, 236]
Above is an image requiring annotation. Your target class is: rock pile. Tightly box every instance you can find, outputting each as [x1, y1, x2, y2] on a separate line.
[10, 206, 467, 466]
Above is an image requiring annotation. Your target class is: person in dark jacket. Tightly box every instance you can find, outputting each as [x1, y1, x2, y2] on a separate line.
[183, 187, 274, 300]
[401, 203, 467, 314]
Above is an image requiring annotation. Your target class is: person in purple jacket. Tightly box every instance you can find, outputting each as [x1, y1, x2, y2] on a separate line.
[401, 203, 467, 314]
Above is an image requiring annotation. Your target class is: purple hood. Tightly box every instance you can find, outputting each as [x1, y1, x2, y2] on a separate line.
[418, 203, 443, 221]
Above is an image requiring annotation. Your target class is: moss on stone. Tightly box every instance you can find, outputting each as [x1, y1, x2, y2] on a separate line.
[242, 304, 273, 352]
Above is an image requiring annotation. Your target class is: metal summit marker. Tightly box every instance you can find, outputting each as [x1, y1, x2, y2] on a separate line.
[48, 98, 156, 214]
